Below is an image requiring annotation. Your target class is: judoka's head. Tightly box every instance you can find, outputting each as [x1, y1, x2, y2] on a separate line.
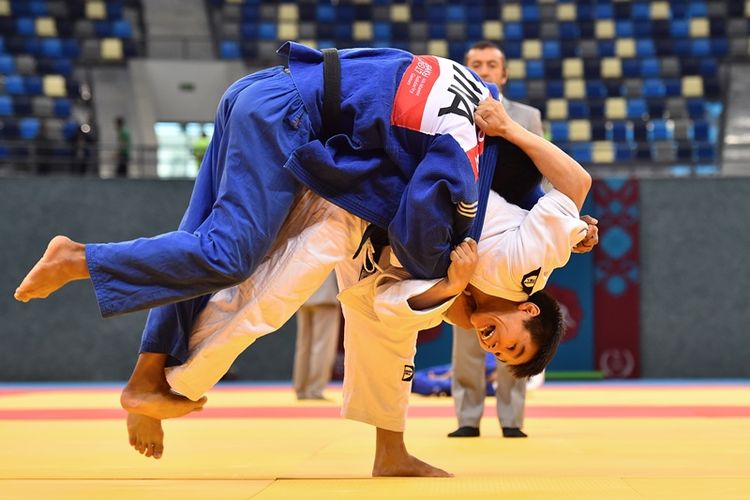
[467, 287, 564, 378]
[464, 41, 508, 89]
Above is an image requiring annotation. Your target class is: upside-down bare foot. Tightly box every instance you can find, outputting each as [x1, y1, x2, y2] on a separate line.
[127, 413, 164, 459]
[14, 235, 89, 302]
[372, 427, 453, 477]
[372, 452, 453, 477]
[121, 384, 207, 420]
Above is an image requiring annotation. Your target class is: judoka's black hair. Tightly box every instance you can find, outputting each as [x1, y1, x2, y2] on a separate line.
[508, 290, 565, 379]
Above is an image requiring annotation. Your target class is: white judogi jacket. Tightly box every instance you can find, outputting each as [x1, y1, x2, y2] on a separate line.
[165, 189, 586, 431]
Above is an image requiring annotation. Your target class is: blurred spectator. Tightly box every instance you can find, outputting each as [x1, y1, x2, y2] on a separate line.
[192, 131, 210, 169]
[449, 41, 544, 440]
[114, 116, 130, 177]
[293, 273, 341, 400]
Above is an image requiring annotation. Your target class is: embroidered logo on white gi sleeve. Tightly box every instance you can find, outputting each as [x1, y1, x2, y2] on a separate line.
[391, 55, 491, 180]
[402, 365, 415, 382]
[521, 268, 542, 295]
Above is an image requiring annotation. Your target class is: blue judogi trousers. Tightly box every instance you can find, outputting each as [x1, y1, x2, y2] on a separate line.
[85, 67, 313, 364]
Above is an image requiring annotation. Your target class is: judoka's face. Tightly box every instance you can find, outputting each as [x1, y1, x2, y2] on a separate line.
[470, 301, 539, 366]
[465, 47, 508, 88]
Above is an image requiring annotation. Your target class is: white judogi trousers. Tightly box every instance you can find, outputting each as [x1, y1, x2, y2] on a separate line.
[165, 190, 447, 432]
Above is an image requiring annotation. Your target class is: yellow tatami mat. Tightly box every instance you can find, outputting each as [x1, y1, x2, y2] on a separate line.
[0, 382, 748, 499]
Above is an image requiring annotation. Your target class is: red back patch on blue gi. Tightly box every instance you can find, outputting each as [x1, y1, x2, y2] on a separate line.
[391, 55, 491, 180]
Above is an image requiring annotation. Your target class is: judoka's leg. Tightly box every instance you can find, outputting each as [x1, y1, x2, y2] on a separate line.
[125, 191, 363, 458]
[339, 303, 451, 477]
[335, 260, 450, 477]
[17, 67, 309, 316]
[163, 191, 365, 400]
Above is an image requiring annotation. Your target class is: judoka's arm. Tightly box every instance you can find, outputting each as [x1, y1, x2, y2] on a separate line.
[406, 238, 477, 311]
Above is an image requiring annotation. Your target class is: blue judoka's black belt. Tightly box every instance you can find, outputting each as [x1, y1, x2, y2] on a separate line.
[321, 48, 341, 143]
[321, 48, 390, 268]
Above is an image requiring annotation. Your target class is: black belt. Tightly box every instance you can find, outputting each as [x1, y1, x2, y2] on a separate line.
[321, 48, 389, 268]
[321, 48, 341, 143]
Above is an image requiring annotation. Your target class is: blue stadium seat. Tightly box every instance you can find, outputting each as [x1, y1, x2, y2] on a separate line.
[16, 18, 35, 37]
[607, 121, 633, 142]
[549, 121, 569, 142]
[505, 81, 527, 100]
[0, 55, 15, 74]
[522, 4, 541, 22]
[710, 38, 729, 57]
[5, 75, 25, 95]
[627, 99, 648, 119]
[641, 58, 661, 78]
[597, 40, 615, 57]
[694, 142, 715, 162]
[687, 2, 708, 18]
[568, 100, 590, 118]
[29, 1, 48, 16]
[53, 98, 71, 118]
[25, 75, 42, 95]
[258, 22, 276, 40]
[631, 2, 651, 21]
[316, 4, 336, 23]
[664, 78, 682, 97]
[40, 38, 62, 58]
[615, 142, 634, 161]
[691, 120, 710, 141]
[547, 80, 564, 98]
[622, 59, 640, 78]
[586, 80, 608, 99]
[61, 40, 80, 59]
[543, 40, 561, 59]
[616, 20, 634, 38]
[634, 21, 652, 38]
[106, 0, 124, 19]
[112, 20, 132, 38]
[636, 39, 656, 57]
[560, 22, 580, 39]
[594, 3, 613, 19]
[0, 95, 13, 116]
[570, 142, 592, 163]
[219, 40, 240, 59]
[504, 22, 523, 40]
[19, 117, 40, 139]
[526, 59, 544, 79]
[63, 120, 78, 140]
[669, 19, 690, 38]
[643, 79, 666, 98]
[95, 20, 113, 37]
[648, 119, 672, 141]
[686, 99, 706, 119]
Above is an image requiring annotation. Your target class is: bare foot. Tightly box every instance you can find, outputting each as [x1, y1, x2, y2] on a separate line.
[121, 384, 207, 420]
[15, 235, 89, 302]
[372, 427, 453, 477]
[127, 413, 164, 459]
[373, 453, 453, 477]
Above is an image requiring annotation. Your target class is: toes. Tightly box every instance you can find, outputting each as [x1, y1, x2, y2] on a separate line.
[135, 440, 146, 455]
[196, 396, 208, 407]
[144, 443, 154, 458]
[153, 443, 164, 459]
